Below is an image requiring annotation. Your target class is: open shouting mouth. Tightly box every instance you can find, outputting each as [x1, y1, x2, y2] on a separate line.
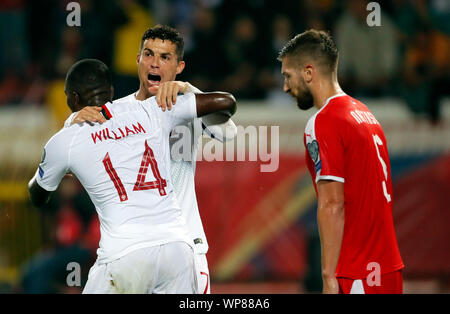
[148, 73, 161, 86]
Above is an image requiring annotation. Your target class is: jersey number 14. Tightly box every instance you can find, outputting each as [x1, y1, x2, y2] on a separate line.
[102, 140, 167, 202]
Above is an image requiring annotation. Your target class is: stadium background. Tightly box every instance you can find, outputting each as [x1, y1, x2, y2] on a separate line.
[0, 0, 449, 293]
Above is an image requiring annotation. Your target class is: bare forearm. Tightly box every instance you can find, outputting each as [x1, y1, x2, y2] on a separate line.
[318, 203, 345, 279]
[195, 92, 236, 118]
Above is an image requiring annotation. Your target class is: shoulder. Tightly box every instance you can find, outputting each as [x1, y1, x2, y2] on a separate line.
[306, 95, 351, 134]
[178, 93, 196, 104]
[108, 93, 152, 115]
[159, 93, 196, 119]
[319, 95, 354, 120]
[44, 125, 79, 154]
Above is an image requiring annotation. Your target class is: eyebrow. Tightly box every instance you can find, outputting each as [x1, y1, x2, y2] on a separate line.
[143, 48, 173, 57]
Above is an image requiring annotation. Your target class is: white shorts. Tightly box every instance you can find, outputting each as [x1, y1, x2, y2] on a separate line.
[195, 253, 210, 294]
[83, 241, 198, 294]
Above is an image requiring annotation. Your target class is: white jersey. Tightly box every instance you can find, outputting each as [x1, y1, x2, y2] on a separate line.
[112, 93, 215, 255]
[169, 118, 208, 254]
[35, 94, 197, 264]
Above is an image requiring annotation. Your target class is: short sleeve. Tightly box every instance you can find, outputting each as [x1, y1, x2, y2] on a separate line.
[34, 132, 71, 191]
[165, 93, 197, 130]
[306, 113, 345, 183]
[64, 112, 77, 128]
[200, 115, 237, 142]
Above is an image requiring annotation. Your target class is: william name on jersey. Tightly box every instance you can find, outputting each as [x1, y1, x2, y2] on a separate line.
[91, 122, 146, 144]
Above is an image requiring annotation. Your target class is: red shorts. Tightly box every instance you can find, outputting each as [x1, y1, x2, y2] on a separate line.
[337, 270, 403, 294]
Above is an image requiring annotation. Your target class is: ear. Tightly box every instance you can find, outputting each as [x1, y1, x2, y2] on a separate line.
[303, 64, 314, 84]
[136, 52, 141, 65]
[73, 92, 81, 109]
[176, 60, 185, 75]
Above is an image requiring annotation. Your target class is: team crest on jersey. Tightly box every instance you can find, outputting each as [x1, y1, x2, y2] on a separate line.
[307, 140, 322, 173]
[307, 140, 319, 163]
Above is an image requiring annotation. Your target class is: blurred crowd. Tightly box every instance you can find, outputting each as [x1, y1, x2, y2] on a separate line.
[0, 0, 449, 124]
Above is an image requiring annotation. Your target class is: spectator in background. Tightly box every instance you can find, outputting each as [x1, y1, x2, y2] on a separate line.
[401, 24, 450, 125]
[44, 0, 128, 127]
[220, 15, 266, 99]
[392, 0, 450, 124]
[45, 27, 83, 127]
[0, 0, 29, 104]
[183, 4, 224, 92]
[77, 0, 127, 68]
[265, 14, 296, 105]
[301, 0, 338, 30]
[335, 0, 399, 97]
[19, 176, 99, 294]
[112, 0, 154, 99]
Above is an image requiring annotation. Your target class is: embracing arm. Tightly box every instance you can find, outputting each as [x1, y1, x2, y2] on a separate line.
[155, 81, 237, 141]
[64, 106, 106, 127]
[155, 81, 237, 119]
[195, 92, 236, 118]
[317, 180, 345, 294]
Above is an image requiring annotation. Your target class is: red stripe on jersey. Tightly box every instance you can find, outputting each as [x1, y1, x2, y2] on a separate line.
[101, 104, 112, 119]
[200, 272, 209, 294]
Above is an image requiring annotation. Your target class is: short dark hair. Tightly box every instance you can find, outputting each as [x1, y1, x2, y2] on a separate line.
[278, 29, 338, 73]
[140, 24, 184, 61]
[65, 59, 112, 106]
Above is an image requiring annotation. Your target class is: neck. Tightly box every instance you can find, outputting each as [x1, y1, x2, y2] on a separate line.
[312, 75, 344, 110]
[136, 84, 151, 101]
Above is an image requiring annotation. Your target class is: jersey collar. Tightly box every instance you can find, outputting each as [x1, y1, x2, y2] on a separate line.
[317, 92, 347, 115]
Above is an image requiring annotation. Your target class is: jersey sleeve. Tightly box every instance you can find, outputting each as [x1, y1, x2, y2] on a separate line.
[34, 131, 71, 191]
[200, 115, 237, 142]
[63, 112, 77, 128]
[309, 113, 345, 183]
[165, 93, 197, 130]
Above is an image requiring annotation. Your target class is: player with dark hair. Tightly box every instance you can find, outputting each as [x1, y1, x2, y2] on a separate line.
[64, 59, 114, 111]
[28, 58, 236, 293]
[62, 25, 237, 294]
[279, 30, 404, 294]
[139, 24, 185, 61]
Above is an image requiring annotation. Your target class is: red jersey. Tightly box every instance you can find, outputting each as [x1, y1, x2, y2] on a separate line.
[304, 94, 404, 279]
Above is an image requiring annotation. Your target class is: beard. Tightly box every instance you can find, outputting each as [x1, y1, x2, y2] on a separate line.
[295, 89, 314, 110]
